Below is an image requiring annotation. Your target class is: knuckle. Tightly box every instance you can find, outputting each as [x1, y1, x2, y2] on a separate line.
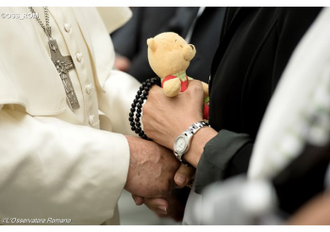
[189, 81, 203, 93]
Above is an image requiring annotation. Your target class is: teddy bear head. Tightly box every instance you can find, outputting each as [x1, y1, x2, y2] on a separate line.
[147, 32, 196, 79]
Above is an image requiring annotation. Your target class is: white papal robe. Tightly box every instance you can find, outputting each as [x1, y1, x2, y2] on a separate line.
[0, 7, 140, 225]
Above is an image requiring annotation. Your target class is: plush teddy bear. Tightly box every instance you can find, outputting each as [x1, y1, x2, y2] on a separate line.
[147, 32, 209, 119]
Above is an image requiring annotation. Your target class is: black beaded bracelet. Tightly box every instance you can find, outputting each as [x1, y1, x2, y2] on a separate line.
[128, 77, 160, 140]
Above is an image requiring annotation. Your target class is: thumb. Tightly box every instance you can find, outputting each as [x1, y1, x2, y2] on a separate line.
[174, 163, 195, 188]
[132, 194, 144, 205]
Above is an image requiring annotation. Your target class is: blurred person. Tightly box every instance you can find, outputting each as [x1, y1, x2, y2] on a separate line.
[248, 6, 330, 215]
[192, 135, 330, 225]
[0, 6, 188, 225]
[137, 7, 322, 224]
[182, 7, 330, 225]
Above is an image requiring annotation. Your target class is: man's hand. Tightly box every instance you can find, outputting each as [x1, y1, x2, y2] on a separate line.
[133, 187, 191, 221]
[131, 163, 195, 220]
[124, 135, 180, 198]
[142, 80, 205, 150]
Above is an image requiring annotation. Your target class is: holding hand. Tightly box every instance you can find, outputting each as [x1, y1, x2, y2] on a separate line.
[142, 80, 205, 150]
[131, 163, 195, 220]
[124, 135, 180, 198]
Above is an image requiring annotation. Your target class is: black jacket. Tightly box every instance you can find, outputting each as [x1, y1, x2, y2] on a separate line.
[195, 7, 322, 197]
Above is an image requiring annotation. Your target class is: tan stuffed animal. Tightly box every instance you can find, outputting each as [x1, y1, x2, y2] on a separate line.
[147, 32, 209, 119]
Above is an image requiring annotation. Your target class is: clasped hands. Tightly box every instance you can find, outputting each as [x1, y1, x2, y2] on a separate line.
[124, 80, 206, 219]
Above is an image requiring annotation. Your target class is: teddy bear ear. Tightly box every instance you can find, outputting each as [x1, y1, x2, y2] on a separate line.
[183, 44, 196, 61]
[147, 38, 157, 52]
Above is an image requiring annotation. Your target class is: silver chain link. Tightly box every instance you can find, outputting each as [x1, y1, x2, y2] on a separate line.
[28, 7, 52, 39]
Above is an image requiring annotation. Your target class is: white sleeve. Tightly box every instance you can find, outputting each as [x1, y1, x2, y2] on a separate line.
[0, 108, 129, 225]
[98, 70, 141, 136]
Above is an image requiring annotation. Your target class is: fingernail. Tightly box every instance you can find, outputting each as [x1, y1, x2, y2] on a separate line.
[133, 196, 142, 205]
[175, 174, 186, 186]
[133, 198, 138, 205]
[157, 206, 167, 215]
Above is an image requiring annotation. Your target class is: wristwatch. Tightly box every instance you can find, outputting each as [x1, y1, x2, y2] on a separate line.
[173, 121, 210, 164]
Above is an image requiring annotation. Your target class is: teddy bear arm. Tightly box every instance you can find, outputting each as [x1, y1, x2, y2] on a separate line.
[163, 78, 181, 97]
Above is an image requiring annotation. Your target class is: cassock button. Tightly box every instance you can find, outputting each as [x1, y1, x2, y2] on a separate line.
[89, 115, 95, 126]
[64, 23, 72, 33]
[85, 84, 93, 95]
[76, 52, 83, 62]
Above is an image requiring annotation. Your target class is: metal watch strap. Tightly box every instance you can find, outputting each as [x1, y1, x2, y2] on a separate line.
[174, 121, 210, 165]
[186, 121, 209, 135]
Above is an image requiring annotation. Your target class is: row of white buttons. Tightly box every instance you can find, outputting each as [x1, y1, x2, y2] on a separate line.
[64, 23, 83, 63]
[87, 83, 94, 126]
[64, 22, 95, 126]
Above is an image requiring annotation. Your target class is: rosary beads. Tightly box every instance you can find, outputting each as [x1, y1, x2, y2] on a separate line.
[129, 77, 160, 140]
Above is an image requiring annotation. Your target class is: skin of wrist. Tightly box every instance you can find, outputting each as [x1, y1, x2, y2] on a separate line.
[183, 127, 217, 168]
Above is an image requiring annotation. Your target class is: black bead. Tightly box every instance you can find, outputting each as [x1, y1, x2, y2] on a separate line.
[129, 78, 159, 140]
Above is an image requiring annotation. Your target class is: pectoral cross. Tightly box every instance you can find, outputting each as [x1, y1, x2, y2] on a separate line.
[48, 39, 80, 110]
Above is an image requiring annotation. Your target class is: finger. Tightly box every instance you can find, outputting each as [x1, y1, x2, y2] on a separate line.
[187, 79, 204, 92]
[147, 83, 163, 98]
[144, 197, 169, 215]
[132, 194, 144, 205]
[174, 163, 196, 188]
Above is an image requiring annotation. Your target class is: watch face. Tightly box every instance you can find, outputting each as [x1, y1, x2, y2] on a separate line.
[175, 136, 187, 153]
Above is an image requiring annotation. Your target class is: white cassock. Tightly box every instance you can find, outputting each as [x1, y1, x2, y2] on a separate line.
[0, 7, 141, 225]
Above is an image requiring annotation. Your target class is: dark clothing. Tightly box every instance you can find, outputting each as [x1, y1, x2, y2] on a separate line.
[273, 141, 330, 214]
[195, 7, 322, 194]
[185, 7, 226, 82]
[111, 7, 225, 83]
